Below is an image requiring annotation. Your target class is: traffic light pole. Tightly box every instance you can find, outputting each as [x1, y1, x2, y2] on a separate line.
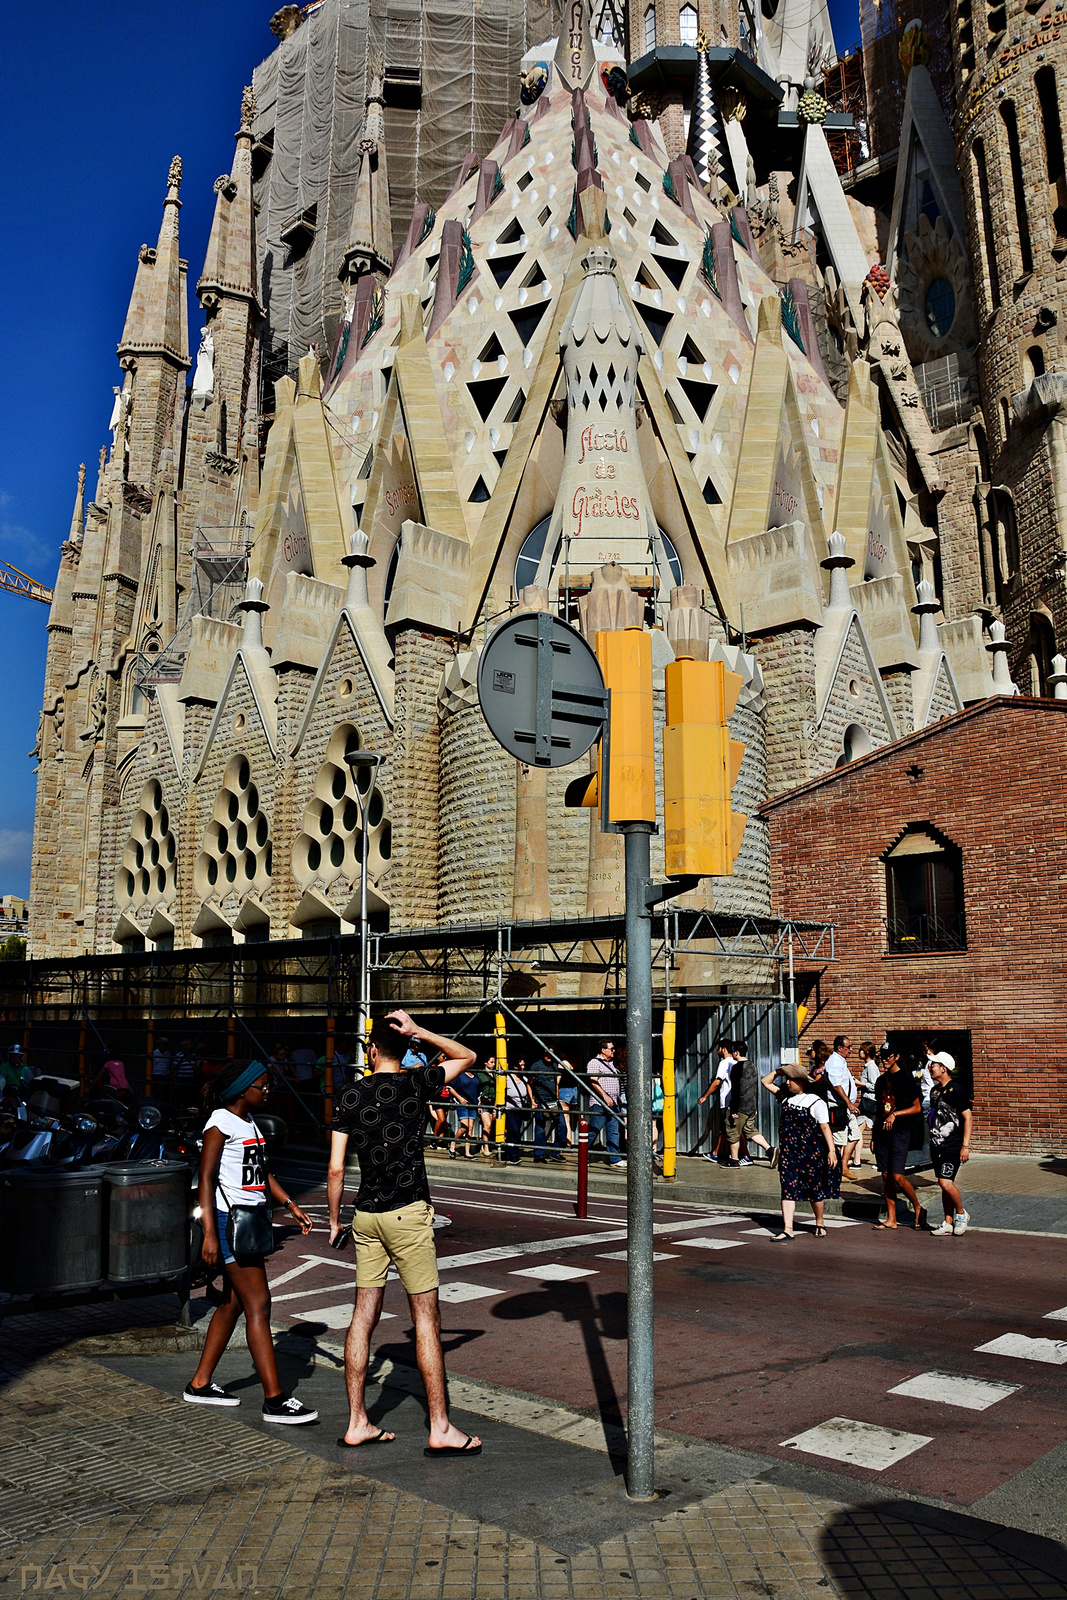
[622, 820, 656, 1501]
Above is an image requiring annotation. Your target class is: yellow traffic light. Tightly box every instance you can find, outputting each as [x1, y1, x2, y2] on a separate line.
[564, 767, 600, 807]
[662, 657, 746, 876]
[597, 629, 656, 824]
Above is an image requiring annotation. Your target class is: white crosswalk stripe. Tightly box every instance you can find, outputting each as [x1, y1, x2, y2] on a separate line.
[437, 1282, 503, 1303]
[780, 1417, 932, 1471]
[510, 1263, 598, 1281]
[887, 1371, 1021, 1410]
[596, 1250, 677, 1261]
[675, 1238, 746, 1251]
[975, 1333, 1067, 1364]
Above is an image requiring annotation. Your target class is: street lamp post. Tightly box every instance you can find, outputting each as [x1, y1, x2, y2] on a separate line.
[343, 749, 381, 1074]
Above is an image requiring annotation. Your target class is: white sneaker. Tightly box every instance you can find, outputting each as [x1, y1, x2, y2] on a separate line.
[953, 1211, 970, 1236]
[929, 1219, 954, 1236]
[611, 1160, 627, 1170]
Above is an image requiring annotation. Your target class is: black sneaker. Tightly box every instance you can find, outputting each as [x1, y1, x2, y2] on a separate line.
[262, 1394, 319, 1425]
[184, 1381, 239, 1408]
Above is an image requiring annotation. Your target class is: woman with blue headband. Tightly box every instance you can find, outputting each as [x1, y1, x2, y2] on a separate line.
[185, 1059, 318, 1423]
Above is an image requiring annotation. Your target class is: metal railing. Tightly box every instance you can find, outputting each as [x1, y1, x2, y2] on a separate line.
[885, 913, 966, 954]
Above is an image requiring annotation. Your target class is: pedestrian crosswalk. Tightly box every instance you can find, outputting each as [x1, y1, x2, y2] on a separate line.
[271, 1199, 1064, 1488]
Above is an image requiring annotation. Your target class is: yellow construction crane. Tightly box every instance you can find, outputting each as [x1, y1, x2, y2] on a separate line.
[0, 562, 52, 605]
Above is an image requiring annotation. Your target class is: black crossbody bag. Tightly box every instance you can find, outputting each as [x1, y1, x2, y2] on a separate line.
[218, 1119, 275, 1257]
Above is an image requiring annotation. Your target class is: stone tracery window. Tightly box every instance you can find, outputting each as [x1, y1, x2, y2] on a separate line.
[292, 724, 392, 893]
[116, 780, 177, 918]
[193, 755, 273, 904]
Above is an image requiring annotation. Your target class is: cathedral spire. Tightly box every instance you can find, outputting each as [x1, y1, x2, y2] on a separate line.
[66, 463, 86, 548]
[553, 0, 596, 92]
[198, 87, 259, 310]
[117, 156, 188, 369]
[339, 51, 392, 284]
[686, 35, 726, 194]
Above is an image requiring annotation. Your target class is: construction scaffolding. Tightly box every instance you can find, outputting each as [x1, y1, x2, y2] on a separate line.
[854, 0, 957, 175]
[1, 911, 834, 1150]
[133, 521, 253, 696]
[822, 48, 869, 183]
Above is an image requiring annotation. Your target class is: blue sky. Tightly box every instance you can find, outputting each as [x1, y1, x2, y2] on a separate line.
[0, 0, 859, 902]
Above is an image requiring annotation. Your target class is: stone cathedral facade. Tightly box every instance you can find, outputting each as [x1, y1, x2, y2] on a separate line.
[31, 0, 1025, 963]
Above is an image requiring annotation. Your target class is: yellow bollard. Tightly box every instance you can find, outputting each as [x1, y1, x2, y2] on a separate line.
[662, 1008, 677, 1181]
[494, 1011, 507, 1147]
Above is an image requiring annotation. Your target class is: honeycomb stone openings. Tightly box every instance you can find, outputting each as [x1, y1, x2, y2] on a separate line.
[116, 781, 177, 919]
[194, 756, 273, 905]
[293, 724, 392, 898]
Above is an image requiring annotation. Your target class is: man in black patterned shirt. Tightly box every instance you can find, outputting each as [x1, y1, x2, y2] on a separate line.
[328, 1009, 481, 1454]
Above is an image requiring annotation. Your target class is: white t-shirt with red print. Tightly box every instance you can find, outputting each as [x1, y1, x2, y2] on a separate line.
[206, 1108, 268, 1210]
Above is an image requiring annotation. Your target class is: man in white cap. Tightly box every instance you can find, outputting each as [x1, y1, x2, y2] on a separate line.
[926, 1053, 972, 1236]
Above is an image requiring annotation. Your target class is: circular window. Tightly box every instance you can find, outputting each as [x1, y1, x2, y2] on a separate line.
[847, 677, 861, 700]
[232, 712, 247, 734]
[924, 278, 956, 338]
[514, 515, 684, 597]
[338, 677, 354, 701]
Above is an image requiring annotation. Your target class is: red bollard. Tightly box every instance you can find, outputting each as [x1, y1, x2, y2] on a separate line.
[576, 1116, 589, 1219]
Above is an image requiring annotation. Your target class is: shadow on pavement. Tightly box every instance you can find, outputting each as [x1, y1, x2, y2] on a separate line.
[816, 1498, 1067, 1596]
[491, 1283, 627, 1462]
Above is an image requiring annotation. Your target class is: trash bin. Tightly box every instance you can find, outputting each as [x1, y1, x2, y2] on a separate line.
[0, 1165, 105, 1294]
[104, 1161, 190, 1282]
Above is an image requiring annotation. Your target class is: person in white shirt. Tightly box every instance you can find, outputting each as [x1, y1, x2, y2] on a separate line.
[186, 1060, 316, 1423]
[824, 1035, 862, 1177]
[856, 1040, 881, 1165]
[697, 1045, 734, 1163]
[761, 1063, 840, 1239]
[919, 1043, 941, 1110]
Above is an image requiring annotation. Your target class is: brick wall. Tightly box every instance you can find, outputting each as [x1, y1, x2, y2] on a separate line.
[762, 697, 1067, 1153]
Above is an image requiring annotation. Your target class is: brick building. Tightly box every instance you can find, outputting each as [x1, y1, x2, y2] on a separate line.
[761, 696, 1067, 1154]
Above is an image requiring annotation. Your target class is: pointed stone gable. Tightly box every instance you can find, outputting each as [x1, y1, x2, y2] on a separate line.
[816, 618, 897, 771]
[251, 357, 352, 637]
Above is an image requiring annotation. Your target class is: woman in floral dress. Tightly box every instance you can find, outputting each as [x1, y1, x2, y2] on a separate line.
[760, 1063, 840, 1240]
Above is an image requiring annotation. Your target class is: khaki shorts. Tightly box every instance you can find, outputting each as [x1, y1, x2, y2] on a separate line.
[725, 1109, 759, 1145]
[352, 1200, 440, 1295]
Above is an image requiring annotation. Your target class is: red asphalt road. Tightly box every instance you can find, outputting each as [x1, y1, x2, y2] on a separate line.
[269, 1174, 1067, 1507]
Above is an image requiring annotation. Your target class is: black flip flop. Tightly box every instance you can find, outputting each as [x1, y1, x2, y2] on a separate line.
[336, 1430, 394, 1448]
[424, 1434, 482, 1457]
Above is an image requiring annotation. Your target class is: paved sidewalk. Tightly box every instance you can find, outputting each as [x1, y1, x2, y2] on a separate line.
[0, 1305, 1065, 1599]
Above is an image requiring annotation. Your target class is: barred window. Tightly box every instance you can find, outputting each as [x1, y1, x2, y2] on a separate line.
[884, 827, 965, 954]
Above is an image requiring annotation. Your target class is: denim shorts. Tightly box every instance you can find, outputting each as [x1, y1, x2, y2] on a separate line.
[559, 1087, 578, 1106]
[214, 1208, 236, 1265]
